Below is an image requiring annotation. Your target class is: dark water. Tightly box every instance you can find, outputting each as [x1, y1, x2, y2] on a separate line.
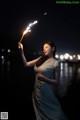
[59, 62, 80, 96]
[0, 58, 80, 120]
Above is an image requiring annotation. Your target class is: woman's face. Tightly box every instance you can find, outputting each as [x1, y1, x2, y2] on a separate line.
[43, 43, 53, 56]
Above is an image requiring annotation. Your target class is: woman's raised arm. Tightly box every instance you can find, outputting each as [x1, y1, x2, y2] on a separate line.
[18, 43, 41, 67]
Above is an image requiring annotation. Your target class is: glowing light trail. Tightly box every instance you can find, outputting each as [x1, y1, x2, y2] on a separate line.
[18, 20, 38, 43]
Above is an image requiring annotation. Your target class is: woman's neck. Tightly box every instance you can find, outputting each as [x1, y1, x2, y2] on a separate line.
[47, 55, 53, 59]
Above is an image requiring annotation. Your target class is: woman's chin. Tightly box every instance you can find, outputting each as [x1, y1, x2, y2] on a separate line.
[44, 53, 48, 56]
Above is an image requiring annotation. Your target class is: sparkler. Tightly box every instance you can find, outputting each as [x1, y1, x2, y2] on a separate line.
[18, 20, 38, 43]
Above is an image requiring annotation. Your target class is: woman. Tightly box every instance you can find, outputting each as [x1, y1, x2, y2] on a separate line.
[18, 41, 68, 120]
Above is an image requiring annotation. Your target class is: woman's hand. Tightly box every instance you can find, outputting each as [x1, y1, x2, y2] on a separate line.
[36, 73, 58, 85]
[18, 42, 23, 50]
[36, 73, 44, 81]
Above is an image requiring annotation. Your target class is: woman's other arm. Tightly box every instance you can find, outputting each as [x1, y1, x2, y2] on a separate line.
[36, 66, 59, 85]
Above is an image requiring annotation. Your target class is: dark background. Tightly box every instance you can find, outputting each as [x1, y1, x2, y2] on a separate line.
[0, 0, 80, 54]
[0, 0, 80, 120]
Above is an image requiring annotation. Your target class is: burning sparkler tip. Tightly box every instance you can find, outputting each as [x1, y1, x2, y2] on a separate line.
[19, 20, 38, 43]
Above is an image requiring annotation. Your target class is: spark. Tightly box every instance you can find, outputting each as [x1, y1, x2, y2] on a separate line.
[44, 12, 47, 15]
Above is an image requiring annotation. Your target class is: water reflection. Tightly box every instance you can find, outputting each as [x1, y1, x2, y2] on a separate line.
[0, 60, 80, 97]
[59, 62, 80, 97]
[59, 62, 70, 96]
[0, 58, 10, 80]
[78, 68, 80, 79]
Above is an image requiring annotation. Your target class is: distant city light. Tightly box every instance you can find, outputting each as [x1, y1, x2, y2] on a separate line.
[55, 54, 59, 58]
[7, 49, 11, 53]
[69, 55, 73, 60]
[78, 54, 80, 60]
[0, 48, 80, 62]
[1, 55, 4, 59]
[64, 53, 69, 59]
[73, 55, 76, 58]
[60, 55, 64, 60]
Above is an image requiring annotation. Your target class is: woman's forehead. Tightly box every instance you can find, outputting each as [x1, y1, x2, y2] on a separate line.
[43, 43, 50, 47]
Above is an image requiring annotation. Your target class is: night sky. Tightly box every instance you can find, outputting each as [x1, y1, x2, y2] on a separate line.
[0, 0, 80, 55]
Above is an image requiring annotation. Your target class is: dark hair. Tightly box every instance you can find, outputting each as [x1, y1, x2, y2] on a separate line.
[36, 41, 56, 67]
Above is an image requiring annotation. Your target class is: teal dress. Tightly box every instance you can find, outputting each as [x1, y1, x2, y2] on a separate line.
[32, 57, 68, 120]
